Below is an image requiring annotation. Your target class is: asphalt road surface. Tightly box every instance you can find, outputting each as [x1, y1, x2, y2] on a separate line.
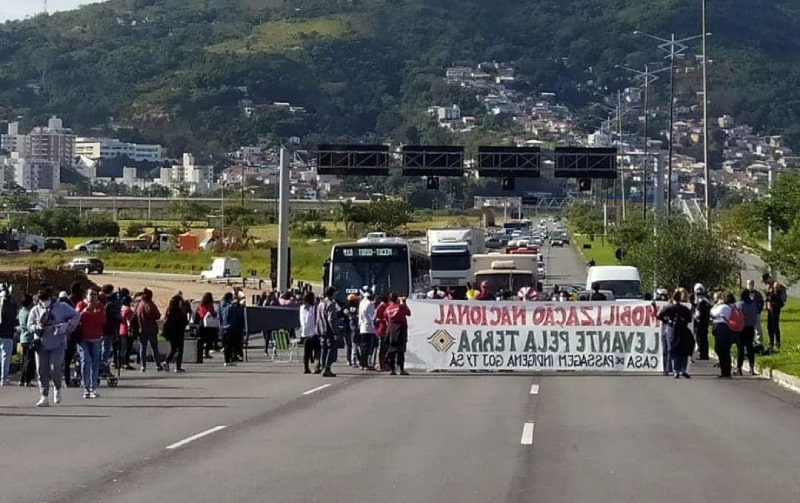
[3, 241, 800, 503]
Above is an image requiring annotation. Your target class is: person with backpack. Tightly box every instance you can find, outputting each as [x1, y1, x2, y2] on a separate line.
[765, 278, 786, 351]
[315, 287, 340, 378]
[736, 289, 759, 376]
[657, 289, 694, 379]
[710, 292, 741, 379]
[384, 293, 411, 376]
[691, 283, 712, 360]
[196, 292, 219, 359]
[135, 288, 163, 372]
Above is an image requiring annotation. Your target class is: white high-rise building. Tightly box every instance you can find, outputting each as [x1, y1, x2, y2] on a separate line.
[9, 154, 59, 191]
[158, 153, 216, 195]
[75, 137, 163, 162]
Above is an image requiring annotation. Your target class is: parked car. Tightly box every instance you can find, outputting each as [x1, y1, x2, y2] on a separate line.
[73, 239, 105, 252]
[44, 238, 67, 251]
[64, 257, 104, 275]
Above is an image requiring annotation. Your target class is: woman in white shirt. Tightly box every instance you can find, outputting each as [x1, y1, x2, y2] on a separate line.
[710, 292, 736, 378]
[299, 292, 320, 374]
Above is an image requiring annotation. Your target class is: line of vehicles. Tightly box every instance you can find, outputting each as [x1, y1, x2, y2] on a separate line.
[323, 219, 646, 303]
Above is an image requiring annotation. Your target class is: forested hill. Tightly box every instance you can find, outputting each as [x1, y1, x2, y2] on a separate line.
[1, 0, 799, 155]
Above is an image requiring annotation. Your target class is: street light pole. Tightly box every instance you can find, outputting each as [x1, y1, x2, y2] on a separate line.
[634, 30, 709, 216]
[702, 0, 711, 229]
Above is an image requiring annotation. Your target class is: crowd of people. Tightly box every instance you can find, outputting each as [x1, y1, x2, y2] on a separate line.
[298, 287, 412, 377]
[654, 274, 786, 379]
[0, 281, 250, 407]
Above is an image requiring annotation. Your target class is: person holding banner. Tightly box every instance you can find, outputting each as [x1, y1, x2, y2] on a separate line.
[657, 290, 694, 379]
[374, 295, 390, 371]
[385, 293, 411, 376]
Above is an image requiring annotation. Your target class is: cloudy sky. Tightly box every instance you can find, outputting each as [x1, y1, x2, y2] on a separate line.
[0, 0, 106, 22]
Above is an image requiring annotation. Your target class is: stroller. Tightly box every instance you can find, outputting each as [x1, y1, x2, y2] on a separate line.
[69, 350, 119, 388]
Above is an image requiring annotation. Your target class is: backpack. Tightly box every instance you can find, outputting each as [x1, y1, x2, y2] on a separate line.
[727, 306, 745, 333]
[203, 311, 220, 329]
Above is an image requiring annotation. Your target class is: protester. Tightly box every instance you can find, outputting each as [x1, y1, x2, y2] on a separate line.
[465, 282, 478, 300]
[343, 294, 360, 367]
[375, 294, 390, 371]
[315, 287, 340, 377]
[136, 288, 163, 372]
[765, 276, 786, 351]
[358, 289, 377, 370]
[76, 289, 106, 399]
[736, 289, 758, 375]
[746, 279, 765, 348]
[653, 289, 673, 376]
[590, 282, 607, 301]
[710, 292, 737, 378]
[0, 285, 17, 386]
[29, 287, 80, 407]
[657, 290, 694, 379]
[691, 283, 712, 360]
[299, 292, 320, 374]
[117, 295, 135, 370]
[64, 282, 83, 386]
[196, 292, 219, 359]
[17, 294, 36, 387]
[163, 294, 189, 373]
[426, 286, 445, 299]
[475, 281, 492, 301]
[220, 292, 245, 367]
[385, 293, 411, 376]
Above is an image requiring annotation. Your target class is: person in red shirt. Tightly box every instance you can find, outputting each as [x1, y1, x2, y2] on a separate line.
[374, 295, 389, 371]
[135, 288, 163, 372]
[475, 281, 493, 301]
[195, 292, 219, 359]
[77, 289, 106, 398]
[384, 293, 411, 376]
[117, 295, 135, 370]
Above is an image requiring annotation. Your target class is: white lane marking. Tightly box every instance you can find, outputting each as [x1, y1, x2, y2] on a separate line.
[520, 422, 535, 445]
[166, 426, 227, 450]
[303, 384, 332, 395]
[529, 384, 540, 395]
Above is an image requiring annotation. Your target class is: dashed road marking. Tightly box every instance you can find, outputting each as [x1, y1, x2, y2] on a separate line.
[303, 384, 332, 395]
[530, 384, 540, 395]
[520, 422, 535, 445]
[166, 426, 227, 450]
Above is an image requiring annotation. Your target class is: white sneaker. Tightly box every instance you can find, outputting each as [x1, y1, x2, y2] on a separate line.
[36, 396, 49, 407]
[54, 388, 62, 405]
[89, 389, 98, 399]
[83, 390, 90, 399]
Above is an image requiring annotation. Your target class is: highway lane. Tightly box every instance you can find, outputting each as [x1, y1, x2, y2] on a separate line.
[54, 374, 540, 503]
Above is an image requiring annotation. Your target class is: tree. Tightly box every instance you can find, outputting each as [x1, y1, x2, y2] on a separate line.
[566, 201, 603, 240]
[622, 216, 741, 292]
[769, 215, 800, 285]
[2, 192, 33, 212]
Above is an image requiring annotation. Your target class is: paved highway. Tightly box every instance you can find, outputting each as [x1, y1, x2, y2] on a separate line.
[3, 239, 800, 503]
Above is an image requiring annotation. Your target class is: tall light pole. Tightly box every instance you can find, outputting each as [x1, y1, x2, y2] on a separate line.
[702, 0, 711, 229]
[617, 64, 669, 219]
[635, 30, 709, 215]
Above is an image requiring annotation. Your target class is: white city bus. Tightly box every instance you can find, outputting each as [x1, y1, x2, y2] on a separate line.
[326, 235, 428, 303]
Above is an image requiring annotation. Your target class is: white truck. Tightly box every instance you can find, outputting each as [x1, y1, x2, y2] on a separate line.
[427, 228, 486, 291]
[200, 257, 242, 281]
[471, 253, 540, 299]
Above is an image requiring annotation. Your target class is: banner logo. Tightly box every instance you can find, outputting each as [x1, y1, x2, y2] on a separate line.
[428, 329, 456, 352]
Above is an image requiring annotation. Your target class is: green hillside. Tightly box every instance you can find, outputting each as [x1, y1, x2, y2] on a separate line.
[0, 0, 798, 155]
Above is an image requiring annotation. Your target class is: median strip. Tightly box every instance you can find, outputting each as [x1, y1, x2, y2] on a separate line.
[303, 384, 332, 396]
[166, 426, 227, 450]
[520, 422, 535, 445]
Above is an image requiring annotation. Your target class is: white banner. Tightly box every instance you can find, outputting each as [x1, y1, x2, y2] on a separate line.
[405, 300, 664, 372]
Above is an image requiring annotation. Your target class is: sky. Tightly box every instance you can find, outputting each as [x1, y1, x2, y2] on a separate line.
[0, 0, 106, 22]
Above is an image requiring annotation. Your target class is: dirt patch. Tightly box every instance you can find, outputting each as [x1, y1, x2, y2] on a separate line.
[0, 267, 98, 297]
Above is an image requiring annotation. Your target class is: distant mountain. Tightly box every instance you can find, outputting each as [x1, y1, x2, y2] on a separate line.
[1, 0, 798, 156]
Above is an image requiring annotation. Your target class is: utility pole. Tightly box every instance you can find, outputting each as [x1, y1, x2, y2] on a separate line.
[617, 63, 669, 219]
[635, 30, 709, 216]
[277, 148, 291, 292]
[702, 0, 711, 229]
[618, 90, 626, 221]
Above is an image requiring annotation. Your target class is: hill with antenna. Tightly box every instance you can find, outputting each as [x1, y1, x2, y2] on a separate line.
[0, 0, 798, 155]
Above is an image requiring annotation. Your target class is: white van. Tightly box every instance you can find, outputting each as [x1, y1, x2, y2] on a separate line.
[200, 257, 242, 280]
[585, 266, 645, 300]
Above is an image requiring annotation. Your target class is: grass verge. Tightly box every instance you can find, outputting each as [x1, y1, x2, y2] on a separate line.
[753, 297, 800, 377]
[571, 233, 619, 266]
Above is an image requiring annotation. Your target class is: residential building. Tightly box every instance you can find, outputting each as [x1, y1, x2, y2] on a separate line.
[28, 116, 76, 168]
[7, 154, 59, 191]
[158, 153, 216, 195]
[1, 122, 30, 156]
[75, 137, 163, 162]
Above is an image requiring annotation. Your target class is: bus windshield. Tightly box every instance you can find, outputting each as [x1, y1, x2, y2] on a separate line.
[330, 245, 410, 301]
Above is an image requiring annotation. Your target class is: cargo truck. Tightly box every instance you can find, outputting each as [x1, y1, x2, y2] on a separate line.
[426, 228, 485, 293]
